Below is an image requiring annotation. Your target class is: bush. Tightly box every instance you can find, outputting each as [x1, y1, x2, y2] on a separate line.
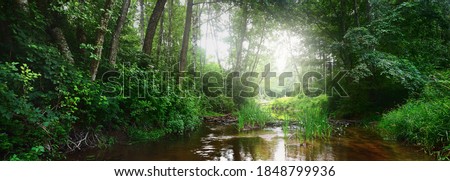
[237, 100, 272, 130]
[202, 95, 235, 114]
[379, 98, 450, 156]
[379, 73, 450, 159]
[0, 59, 203, 159]
[118, 63, 202, 140]
[200, 63, 236, 114]
[270, 95, 332, 140]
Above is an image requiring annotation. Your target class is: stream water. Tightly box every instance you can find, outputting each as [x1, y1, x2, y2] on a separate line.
[68, 122, 433, 161]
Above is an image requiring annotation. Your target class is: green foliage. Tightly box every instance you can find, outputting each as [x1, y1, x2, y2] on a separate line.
[237, 100, 272, 130]
[0, 0, 202, 161]
[350, 51, 425, 92]
[0, 60, 71, 160]
[271, 95, 331, 140]
[203, 95, 236, 114]
[200, 63, 236, 114]
[379, 98, 450, 158]
[327, 0, 450, 118]
[9, 146, 45, 161]
[0, 0, 448, 161]
[297, 95, 332, 139]
[371, 1, 449, 72]
[379, 73, 450, 159]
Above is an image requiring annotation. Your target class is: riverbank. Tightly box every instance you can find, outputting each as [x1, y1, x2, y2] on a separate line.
[67, 117, 433, 161]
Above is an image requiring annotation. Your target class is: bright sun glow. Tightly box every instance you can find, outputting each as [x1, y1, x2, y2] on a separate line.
[266, 31, 291, 73]
[200, 11, 303, 73]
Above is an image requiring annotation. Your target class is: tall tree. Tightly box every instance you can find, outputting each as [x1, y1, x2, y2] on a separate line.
[142, 0, 167, 55]
[109, 0, 131, 66]
[139, 0, 145, 44]
[167, 0, 174, 63]
[90, 0, 115, 81]
[235, 2, 248, 71]
[179, 0, 194, 72]
[156, 9, 164, 61]
[46, 1, 74, 64]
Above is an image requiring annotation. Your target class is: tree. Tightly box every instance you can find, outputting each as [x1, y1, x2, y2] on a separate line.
[167, 0, 174, 62]
[156, 9, 164, 61]
[179, 0, 194, 72]
[139, 0, 145, 44]
[234, 2, 248, 71]
[90, 0, 115, 81]
[142, 0, 167, 55]
[109, 0, 132, 66]
[50, 27, 74, 64]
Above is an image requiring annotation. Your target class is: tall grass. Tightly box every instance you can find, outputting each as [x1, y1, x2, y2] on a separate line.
[378, 98, 450, 159]
[298, 106, 332, 140]
[270, 95, 332, 140]
[379, 76, 450, 160]
[237, 100, 272, 130]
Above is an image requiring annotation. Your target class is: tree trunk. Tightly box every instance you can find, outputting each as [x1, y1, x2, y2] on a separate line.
[250, 25, 266, 73]
[192, 5, 202, 72]
[235, 2, 248, 71]
[211, 20, 222, 70]
[139, 0, 145, 44]
[167, 0, 173, 63]
[156, 9, 164, 61]
[142, 0, 167, 55]
[50, 27, 74, 64]
[109, 0, 131, 66]
[179, 0, 193, 72]
[90, 0, 115, 81]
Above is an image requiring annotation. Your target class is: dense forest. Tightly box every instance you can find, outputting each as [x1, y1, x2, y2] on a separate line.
[0, 0, 449, 160]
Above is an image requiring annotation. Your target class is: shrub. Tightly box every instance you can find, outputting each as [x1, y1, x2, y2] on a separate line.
[379, 72, 450, 159]
[237, 100, 272, 130]
[270, 95, 332, 140]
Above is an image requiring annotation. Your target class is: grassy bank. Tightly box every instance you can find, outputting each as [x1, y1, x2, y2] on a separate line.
[378, 73, 450, 160]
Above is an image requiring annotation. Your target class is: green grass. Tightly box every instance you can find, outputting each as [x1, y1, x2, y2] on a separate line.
[127, 127, 167, 142]
[237, 100, 273, 130]
[297, 105, 332, 140]
[378, 74, 450, 160]
[270, 95, 332, 140]
[378, 98, 450, 159]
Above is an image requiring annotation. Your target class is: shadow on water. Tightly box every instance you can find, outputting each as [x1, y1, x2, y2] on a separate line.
[67, 122, 434, 161]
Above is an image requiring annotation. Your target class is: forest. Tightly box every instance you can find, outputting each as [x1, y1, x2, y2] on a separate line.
[0, 0, 449, 161]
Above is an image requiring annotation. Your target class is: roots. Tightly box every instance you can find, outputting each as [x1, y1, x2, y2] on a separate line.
[66, 131, 103, 152]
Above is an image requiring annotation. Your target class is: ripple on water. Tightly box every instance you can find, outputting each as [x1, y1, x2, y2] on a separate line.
[67, 123, 434, 161]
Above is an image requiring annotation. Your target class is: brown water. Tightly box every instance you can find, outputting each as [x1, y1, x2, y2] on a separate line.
[67, 122, 433, 161]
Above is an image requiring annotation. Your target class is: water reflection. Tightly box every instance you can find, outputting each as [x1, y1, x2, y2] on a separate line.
[67, 122, 433, 161]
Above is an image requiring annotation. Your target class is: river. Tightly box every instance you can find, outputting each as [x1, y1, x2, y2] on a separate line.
[67, 121, 433, 161]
